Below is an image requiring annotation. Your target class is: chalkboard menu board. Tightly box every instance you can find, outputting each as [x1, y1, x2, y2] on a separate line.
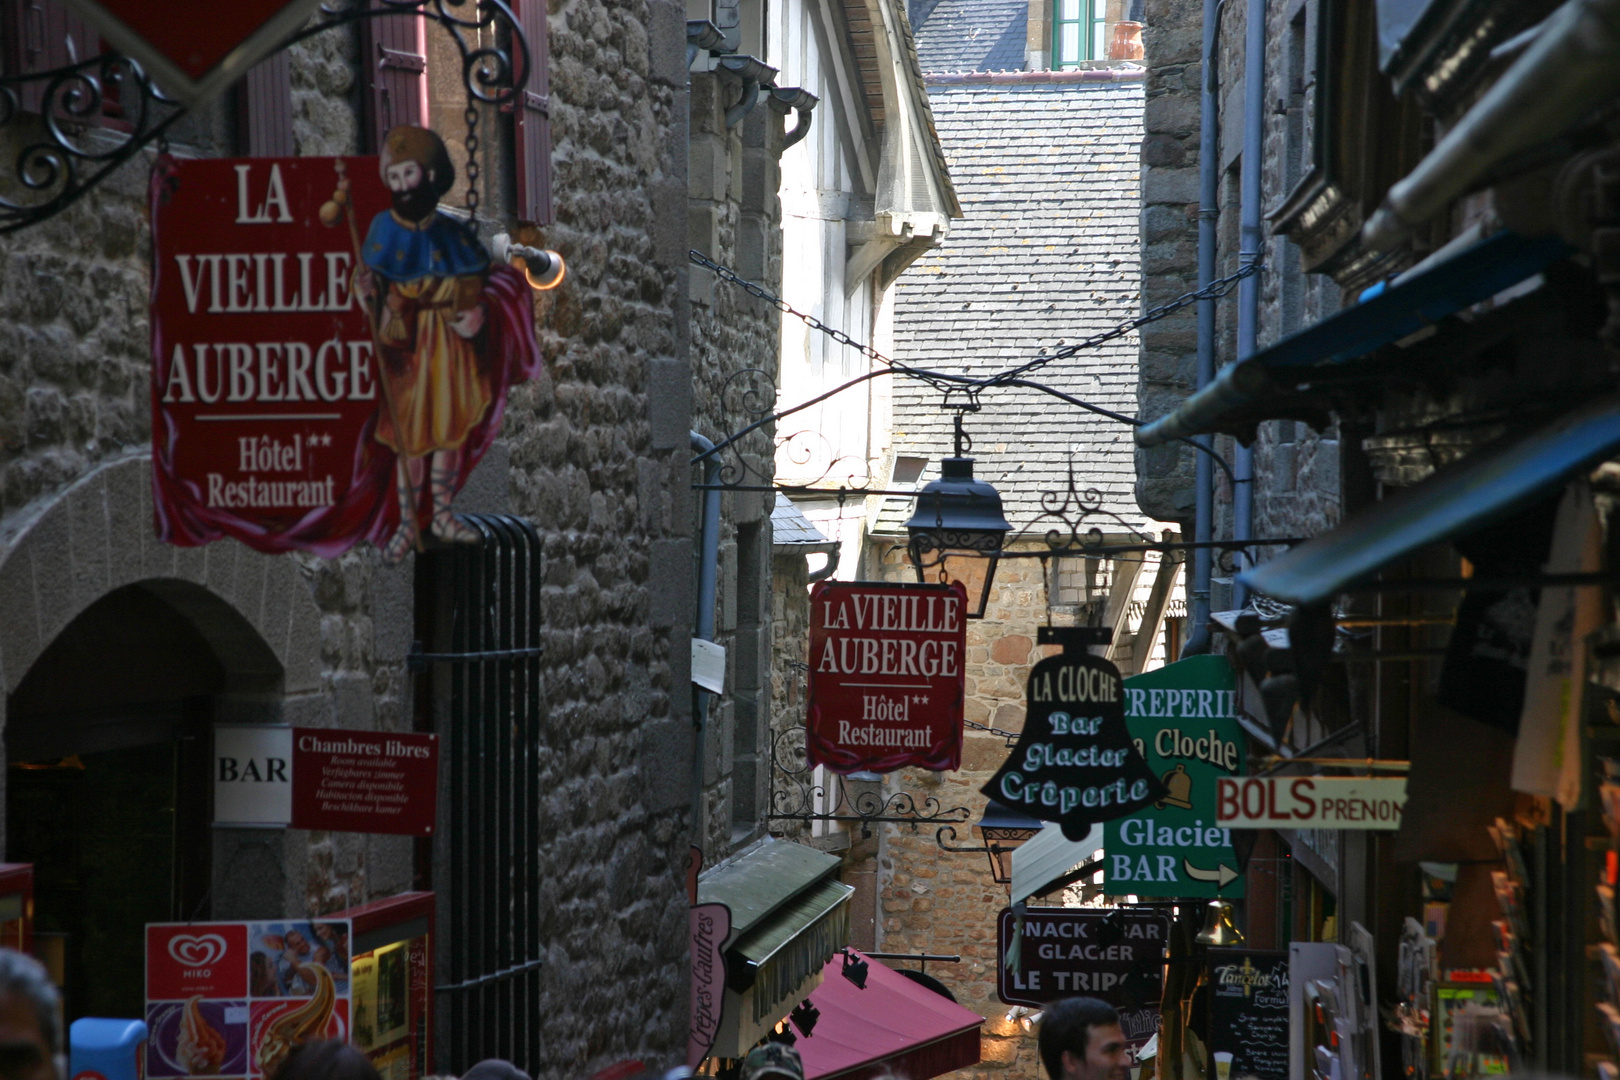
[1208, 949, 1289, 1080]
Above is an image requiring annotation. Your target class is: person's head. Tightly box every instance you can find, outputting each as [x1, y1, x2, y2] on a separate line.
[0, 950, 58, 1080]
[270, 1041, 379, 1080]
[380, 127, 455, 222]
[1036, 997, 1128, 1080]
[284, 928, 310, 955]
[739, 1042, 803, 1080]
[460, 1060, 532, 1080]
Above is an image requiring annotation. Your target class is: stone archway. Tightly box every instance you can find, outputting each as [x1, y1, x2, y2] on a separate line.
[0, 453, 334, 925]
[0, 453, 325, 701]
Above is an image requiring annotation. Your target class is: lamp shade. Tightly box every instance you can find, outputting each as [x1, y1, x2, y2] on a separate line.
[904, 457, 1012, 554]
[904, 457, 1012, 618]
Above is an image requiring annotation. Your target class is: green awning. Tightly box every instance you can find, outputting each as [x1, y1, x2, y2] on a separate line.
[698, 837, 843, 938]
[1239, 394, 1620, 604]
[729, 877, 854, 1022]
[1134, 230, 1571, 448]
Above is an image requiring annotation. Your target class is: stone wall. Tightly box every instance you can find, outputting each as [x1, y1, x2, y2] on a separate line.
[686, 69, 786, 859]
[0, 4, 705, 1074]
[1136, 0, 1342, 566]
[1134, 0, 1202, 523]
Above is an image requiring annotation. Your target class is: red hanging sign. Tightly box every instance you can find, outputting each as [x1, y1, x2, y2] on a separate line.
[290, 728, 438, 836]
[806, 581, 967, 773]
[150, 137, 543, 561]
[57, 0, 328, 108]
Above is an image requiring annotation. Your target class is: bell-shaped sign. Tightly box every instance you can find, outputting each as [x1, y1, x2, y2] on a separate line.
[982, 632, 1166, 839]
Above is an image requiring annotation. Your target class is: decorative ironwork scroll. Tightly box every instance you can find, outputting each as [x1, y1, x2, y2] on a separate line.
[0, 0, 530, 235]
[766, 726, 971, 837]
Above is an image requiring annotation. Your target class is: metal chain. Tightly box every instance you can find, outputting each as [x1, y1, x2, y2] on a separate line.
[963, 718, 1022, 742]
[688, 249, 1262, 391]
[688, 248, 960, 388]
[980, 258, 1262, 387]
[464, 106, 481, 216]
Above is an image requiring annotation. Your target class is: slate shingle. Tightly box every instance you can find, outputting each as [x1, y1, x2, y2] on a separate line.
[909, 0, 1028, 74]
[883, 80, 1148, 536]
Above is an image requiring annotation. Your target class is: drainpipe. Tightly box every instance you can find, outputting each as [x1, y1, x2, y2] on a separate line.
[1232, 0, 1265, 609]
[1182, 0, 1225, 658]
[1362, 0, 1620, 253]
[690, 432, 723, 841]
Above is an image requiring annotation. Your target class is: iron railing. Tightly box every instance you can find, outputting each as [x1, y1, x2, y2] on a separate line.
[413, 514, 545, 1073]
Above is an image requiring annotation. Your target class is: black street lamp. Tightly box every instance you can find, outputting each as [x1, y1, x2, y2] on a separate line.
[973, 800, 1044, 884]
[904, 415, 1012, 619]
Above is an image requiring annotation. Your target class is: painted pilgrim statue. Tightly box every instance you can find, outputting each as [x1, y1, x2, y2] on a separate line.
[354, 125, 508, 563]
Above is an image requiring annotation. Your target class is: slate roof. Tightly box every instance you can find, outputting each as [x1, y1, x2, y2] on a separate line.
[880, 78, 1148, 535]
[909, 0, 1028, 75]
[772, 494, 835, 546]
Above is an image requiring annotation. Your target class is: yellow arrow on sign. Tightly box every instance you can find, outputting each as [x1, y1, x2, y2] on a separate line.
[1183, 859, 1240, 888]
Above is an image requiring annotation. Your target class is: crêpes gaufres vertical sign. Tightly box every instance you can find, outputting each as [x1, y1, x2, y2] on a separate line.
[806, 581, 967, 773]
[149, 133, 544, 561]
[983, 645, 1166, 839]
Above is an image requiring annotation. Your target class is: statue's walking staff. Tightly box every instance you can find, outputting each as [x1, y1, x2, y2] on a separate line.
[319, 159, 421, 553]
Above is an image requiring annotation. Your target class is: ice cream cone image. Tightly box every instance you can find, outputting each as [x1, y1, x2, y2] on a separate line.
[256, 964, 336, 1077]
[177, 995, 227, 1075]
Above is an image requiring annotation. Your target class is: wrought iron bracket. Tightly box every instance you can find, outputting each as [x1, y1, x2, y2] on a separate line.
[766, 727, 971, 837]
[934, 824, 992, 857]
[0, 0, 531, 235]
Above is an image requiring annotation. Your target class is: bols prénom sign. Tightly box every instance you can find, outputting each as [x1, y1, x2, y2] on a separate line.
[1105, 654, 1245, 898]
[1215, 776, 1409, 829]
[806, 581, 967, 773]
[982, 642, 1165, 839]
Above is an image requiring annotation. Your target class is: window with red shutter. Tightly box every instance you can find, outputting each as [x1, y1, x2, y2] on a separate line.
[511, 0, 553, 225]
[1, 0, 100, 117]
[361, 3, 428, 151]
[237, 50, 295, 156]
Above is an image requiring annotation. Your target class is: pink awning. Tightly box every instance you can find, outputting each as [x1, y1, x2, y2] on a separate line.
[794, 951, 983, 1080]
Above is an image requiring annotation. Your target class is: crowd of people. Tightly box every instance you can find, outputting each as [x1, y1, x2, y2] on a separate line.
[0, 948, 1137, 1080]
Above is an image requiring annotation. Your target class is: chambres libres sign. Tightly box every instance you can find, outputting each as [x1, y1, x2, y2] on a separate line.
[805, 581, 967, 773]
[1104, 654, 1245, 898]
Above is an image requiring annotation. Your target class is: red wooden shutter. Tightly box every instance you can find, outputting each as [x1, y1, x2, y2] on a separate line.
[512, 0, 552, 224]
[361, 4, 428, 151]
[238, 50, 295, 156]
[3, 0, 99, 115]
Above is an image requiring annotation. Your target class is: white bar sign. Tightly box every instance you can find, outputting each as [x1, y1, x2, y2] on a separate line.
[1215, 776, 1408, 830]
[214, 725, 293, 826]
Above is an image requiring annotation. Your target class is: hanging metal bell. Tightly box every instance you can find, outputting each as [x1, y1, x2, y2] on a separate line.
[1195, 898, 1245, 946]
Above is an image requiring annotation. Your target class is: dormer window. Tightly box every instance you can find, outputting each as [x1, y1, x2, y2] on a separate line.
[1052, 0, 1106, 66]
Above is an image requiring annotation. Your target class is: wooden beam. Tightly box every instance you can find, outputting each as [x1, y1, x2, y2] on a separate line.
[1101, 548, 1149, 667]
[1122, 534, 1184, 676]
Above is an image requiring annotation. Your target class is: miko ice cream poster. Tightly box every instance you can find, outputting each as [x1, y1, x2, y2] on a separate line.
[146, 920, 352, 1079]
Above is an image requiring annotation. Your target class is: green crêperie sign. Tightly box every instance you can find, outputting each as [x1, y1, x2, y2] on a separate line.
[1104, 654, 1245, 898]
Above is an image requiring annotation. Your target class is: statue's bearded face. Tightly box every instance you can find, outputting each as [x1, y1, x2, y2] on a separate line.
[385, 159, 438, 222]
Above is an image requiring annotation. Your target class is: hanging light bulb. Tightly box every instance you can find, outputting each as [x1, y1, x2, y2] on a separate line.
[1195, 898, 1245, 946]
[491, 234, 567, 290]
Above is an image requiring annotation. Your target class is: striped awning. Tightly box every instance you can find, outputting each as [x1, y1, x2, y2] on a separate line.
[728, 877, 854, 1023]
[1010, 821, 1103, 906]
